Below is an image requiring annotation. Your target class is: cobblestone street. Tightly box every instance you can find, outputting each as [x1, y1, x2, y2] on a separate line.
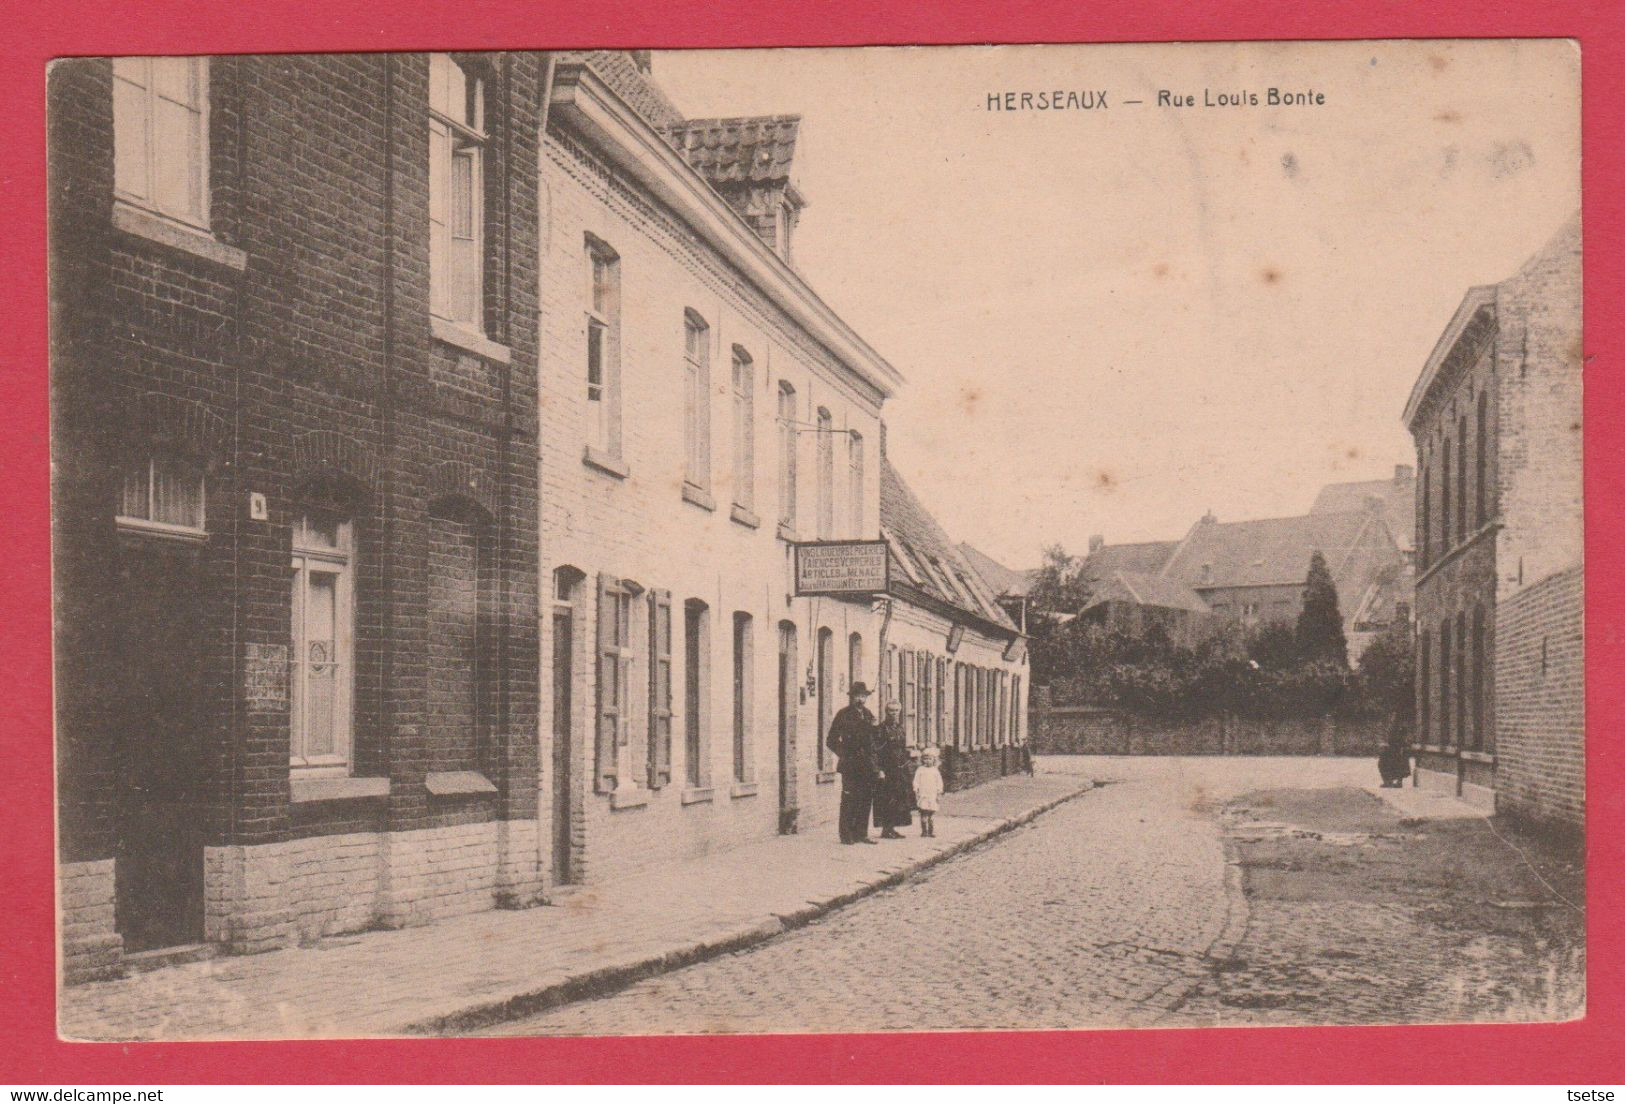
[493, 757, 1584, 1036]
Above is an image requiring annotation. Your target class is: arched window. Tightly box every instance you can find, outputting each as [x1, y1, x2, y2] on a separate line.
[1457, 413, 1469, 539]
[847, 431, 865, 537]
[684, 599, 710, 788]
[683, 310, 711, 492]
[1441, 436, 1452, 550]
[291, 511, 355, 773]
[731, 347, 755, 512]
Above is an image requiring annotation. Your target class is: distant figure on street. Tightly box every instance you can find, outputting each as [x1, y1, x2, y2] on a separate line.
[873, 701, 914, 839]
[827, 681, 878, 844]
[1377, 725, 1411, 788]
[913, 746, 944, 838]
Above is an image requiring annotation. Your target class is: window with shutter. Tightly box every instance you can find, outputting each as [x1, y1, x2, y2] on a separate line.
[683, 600, 710, 788]
[920, 653, 933, 747]
[937, 657, 948, 747]
[595, 573, 631, 792]
[648, 590, 673, 787]
[900, 649, 914, 743]
[732, 613, 754, 783]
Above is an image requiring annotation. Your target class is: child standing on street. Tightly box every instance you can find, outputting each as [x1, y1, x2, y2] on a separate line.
[913, 747, 944, 837]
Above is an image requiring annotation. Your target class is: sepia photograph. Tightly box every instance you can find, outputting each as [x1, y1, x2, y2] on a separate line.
[46, 38, 1583, 1043]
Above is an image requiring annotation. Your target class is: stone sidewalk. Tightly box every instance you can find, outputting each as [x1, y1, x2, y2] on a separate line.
[59, 771, 1094, 1041]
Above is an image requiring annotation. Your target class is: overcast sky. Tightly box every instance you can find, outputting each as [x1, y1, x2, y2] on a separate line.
[653, 40, 1578, 570]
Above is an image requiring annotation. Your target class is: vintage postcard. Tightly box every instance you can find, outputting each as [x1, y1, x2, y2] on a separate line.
[47, 38, 1581, 1040]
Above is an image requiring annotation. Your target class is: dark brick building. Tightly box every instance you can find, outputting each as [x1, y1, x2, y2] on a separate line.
[1404, 216, 1582, 833]
[50, 52, 547, 981]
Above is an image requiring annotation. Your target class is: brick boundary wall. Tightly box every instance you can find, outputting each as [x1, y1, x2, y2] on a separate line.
[1494, 565, 1584, 835]
[1029, 688, 1385, 757]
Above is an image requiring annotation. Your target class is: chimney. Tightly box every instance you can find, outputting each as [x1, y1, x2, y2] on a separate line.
[1394, 463, 1414, 482]
[629, 50, 653, 74]
[1201, 510, 1217, 525]
[1088, 534, 1104, 554]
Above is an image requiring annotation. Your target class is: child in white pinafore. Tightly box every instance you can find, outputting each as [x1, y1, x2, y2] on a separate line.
[913, 747, 944, 837]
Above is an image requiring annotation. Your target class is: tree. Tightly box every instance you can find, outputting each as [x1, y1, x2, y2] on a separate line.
[1356, 619, 1415, 722]
[1026, 543, 1091, 616]
[1295, 550, 1348, 669]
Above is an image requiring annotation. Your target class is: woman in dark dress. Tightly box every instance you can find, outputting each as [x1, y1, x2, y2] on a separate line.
[1377, 715, 1411, 788]
[873, 701, 914, 839]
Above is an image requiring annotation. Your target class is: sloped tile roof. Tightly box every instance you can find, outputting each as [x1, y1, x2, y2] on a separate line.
[1081, 540, 1178, 583]
[956, 542, 1035, 598]
[1084, 571, 1212, 615]
[1311, 474, 1415, 551]
[881, 459, 1018, 633]
[661, 115, 802, 189]
[1160, 511, 1382, 590]
[558, 50, 686, 128]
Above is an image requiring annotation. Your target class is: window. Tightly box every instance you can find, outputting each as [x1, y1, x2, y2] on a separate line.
[732, 613, 754, 783]
[427, 506, 487, 774]
[291, 513, 355, 773]
[1419, 461, 1430, 569]
[1419, 629, 1431, 744]
[118, 455, 205, 535]
[938, 657, 949, 746]
[585, 237, 621, 457]
[648, 590, 673, 788]
[684, 600, 710, 788]
[848, 431, 865, 537]
[1476, 392, 1489, 528]
[1441, 437, 1452, 550]
[1012, 675, 1023, 745]
[595, 574, 633, 791]
[777, 382, 797, 528]
[1438, 617, 1452, 748]
[429, 54, 487, 327]
[731, 348, 755, 510]
[113, 56, 208, 228]
[1455, 610, 1468, 749]
[848, 632, 863, 694]
[1457, 414, 1469, 539]
[1471, 604, 1486, 752]
[899, 649, 915, 743]
[683, 313, 710, 491]
[816, 408, 835, 539]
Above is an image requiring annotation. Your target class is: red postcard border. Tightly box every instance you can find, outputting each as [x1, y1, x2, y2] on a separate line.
[2, 0, 1619, 1084]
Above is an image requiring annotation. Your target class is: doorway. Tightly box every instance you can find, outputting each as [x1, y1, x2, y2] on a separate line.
[114, 538, 206, 952]
[777, 622, 798, 834]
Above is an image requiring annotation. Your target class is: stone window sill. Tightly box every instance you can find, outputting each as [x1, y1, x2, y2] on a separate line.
[583, 445, 629, 480]
[610, 787, 650, 810]
[430, 316, 512, 364]
[290, 776, 390, 804]
[425, 770, 498, 796]
[112, 199, 247, 272]
[730, 504, 760, 530]
[681, 786, 715, 806]
[815, 770, 837, 785]
[776, 521, 798, 543]
[682, 483, 716, 512]
[1459, 750, 1497, 764]
[729, 781, 759, 799]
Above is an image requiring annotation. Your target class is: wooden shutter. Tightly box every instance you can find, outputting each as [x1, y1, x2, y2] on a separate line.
[901, 649, 915, 742]
[595, 573, 619, 792]
[937, 657, 948, 746]
[649, 589, 673, 787]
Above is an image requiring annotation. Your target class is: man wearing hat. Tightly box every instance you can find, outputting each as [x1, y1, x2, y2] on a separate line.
[826, 681, 880, 844]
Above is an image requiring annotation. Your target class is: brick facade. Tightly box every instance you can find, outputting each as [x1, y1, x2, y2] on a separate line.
[50, 53, 547, 980]
[1405, 217, 1582, 830]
